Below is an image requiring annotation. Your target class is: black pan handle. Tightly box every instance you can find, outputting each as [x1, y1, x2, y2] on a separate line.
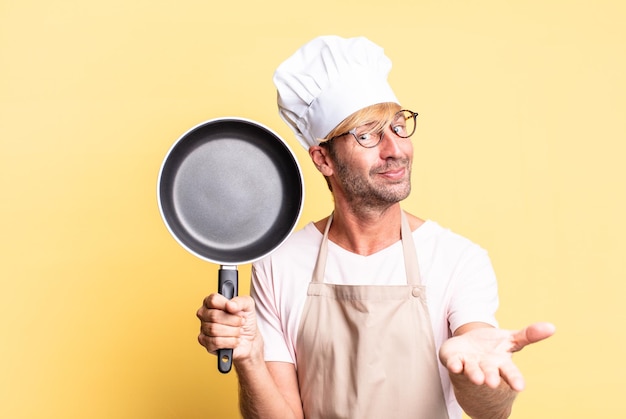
[217, 266, 238, 374]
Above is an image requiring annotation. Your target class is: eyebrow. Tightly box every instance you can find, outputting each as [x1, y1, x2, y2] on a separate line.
[353, 120, 380, 133]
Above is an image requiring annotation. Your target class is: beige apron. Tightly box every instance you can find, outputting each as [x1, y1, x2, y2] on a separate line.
[295, 212, 449, 419]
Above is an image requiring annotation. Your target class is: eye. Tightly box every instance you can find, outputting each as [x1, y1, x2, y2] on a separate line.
[391, 120, 407, 136]
[352, 122, 378, 144]
[357, 132, 373, 142]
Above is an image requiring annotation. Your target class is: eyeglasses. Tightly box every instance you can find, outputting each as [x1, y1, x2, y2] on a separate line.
[329, 110, 419, 148]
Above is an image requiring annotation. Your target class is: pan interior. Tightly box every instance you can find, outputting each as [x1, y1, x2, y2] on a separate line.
[159, 119, 303, 265]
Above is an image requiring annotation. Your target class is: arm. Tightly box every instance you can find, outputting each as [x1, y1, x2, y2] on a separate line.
[237, 360, 303, 419]
[439, 321, 555, 419]
[197, 294, 304, 419]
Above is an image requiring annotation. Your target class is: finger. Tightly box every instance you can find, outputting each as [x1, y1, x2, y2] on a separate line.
[198, 317, 244, 353]
[461, 358, 486, 386]
[198, 333, 240, 354]
[197, 305, 239, 325]
[525, 322, 556, 343]
[202, 293, 229, 310]
[200, 306, 246, 330]
[499, 361, 525, 392]
[198, 295, 253, 321]
[512, 322, 556, 351]
[445, 357, 464, 374]
[200, 319, 244, 338]
[481, 361, 503, 389]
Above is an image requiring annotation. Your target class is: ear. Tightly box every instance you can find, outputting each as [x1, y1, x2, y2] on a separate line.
[309, 145, 334, 176]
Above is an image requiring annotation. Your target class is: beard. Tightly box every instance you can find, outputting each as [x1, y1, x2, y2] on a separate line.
[333, 157, 412, 209]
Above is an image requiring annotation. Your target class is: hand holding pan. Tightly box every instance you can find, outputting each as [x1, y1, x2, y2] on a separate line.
[157, 117, 304, 373]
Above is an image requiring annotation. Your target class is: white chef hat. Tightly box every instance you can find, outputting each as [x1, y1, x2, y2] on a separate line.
[273, 35, 399, 149]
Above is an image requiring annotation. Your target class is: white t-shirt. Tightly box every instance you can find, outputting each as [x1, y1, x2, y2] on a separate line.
[251, 219, 499, 418]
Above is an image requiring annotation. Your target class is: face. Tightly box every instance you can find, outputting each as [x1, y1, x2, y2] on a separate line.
[326, 126, 413, 210]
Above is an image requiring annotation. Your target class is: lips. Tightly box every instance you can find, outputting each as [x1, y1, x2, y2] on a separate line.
[373, 161, 410, 180]
[379, 167, 406, 180]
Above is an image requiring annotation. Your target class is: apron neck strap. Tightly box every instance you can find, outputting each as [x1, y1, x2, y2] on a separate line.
[312, 211, 421, 285]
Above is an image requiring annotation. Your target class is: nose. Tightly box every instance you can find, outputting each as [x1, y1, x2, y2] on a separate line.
[377, 127, 407, 158]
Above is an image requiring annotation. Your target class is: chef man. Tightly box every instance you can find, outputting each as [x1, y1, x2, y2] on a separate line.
[197, 35, 555, 419]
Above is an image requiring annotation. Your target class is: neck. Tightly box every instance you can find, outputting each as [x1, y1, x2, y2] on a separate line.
[322, 203, 404, 256]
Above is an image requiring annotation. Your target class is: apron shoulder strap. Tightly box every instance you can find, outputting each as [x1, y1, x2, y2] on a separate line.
[311, 213, 333, 283]
[401, 211, 422, 286]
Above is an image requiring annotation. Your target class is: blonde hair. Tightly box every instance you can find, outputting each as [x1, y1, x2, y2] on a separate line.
[323, 102, 402, 141]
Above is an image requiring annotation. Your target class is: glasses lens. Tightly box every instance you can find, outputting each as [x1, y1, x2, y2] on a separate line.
[391, 110, 417, 138]
[351, 123, 380, 148]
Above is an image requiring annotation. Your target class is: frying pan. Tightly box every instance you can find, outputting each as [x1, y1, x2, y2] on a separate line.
[157, 117, 304, 373]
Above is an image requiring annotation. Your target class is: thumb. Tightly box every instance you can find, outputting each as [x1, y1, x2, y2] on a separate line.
[224, 295, 255, 315]
[513, 322, 556, 351]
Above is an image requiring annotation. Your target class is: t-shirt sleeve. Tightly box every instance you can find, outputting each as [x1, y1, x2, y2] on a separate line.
[250, 260, 295, 364]
[447, 246, 500, 333]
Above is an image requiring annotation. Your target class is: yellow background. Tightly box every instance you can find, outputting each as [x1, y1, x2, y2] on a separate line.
[1, 0, 625, 418]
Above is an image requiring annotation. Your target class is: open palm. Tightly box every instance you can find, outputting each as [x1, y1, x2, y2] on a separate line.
[439, 322, 555, 391]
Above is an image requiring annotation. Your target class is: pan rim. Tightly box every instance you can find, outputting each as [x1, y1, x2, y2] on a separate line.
[157, 116, 305, 266]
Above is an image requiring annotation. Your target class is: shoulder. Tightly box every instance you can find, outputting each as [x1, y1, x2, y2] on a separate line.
[414, 220, 491, 272]
[403, 211, 476, 251]
[276, 222, 322, 255]
[416, 220, 484, 249]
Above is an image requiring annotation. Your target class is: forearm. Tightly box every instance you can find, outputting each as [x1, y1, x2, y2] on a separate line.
[449, 373, 517, 419]
[235, 358, 302, 419]
[197, 293, 302, 418]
